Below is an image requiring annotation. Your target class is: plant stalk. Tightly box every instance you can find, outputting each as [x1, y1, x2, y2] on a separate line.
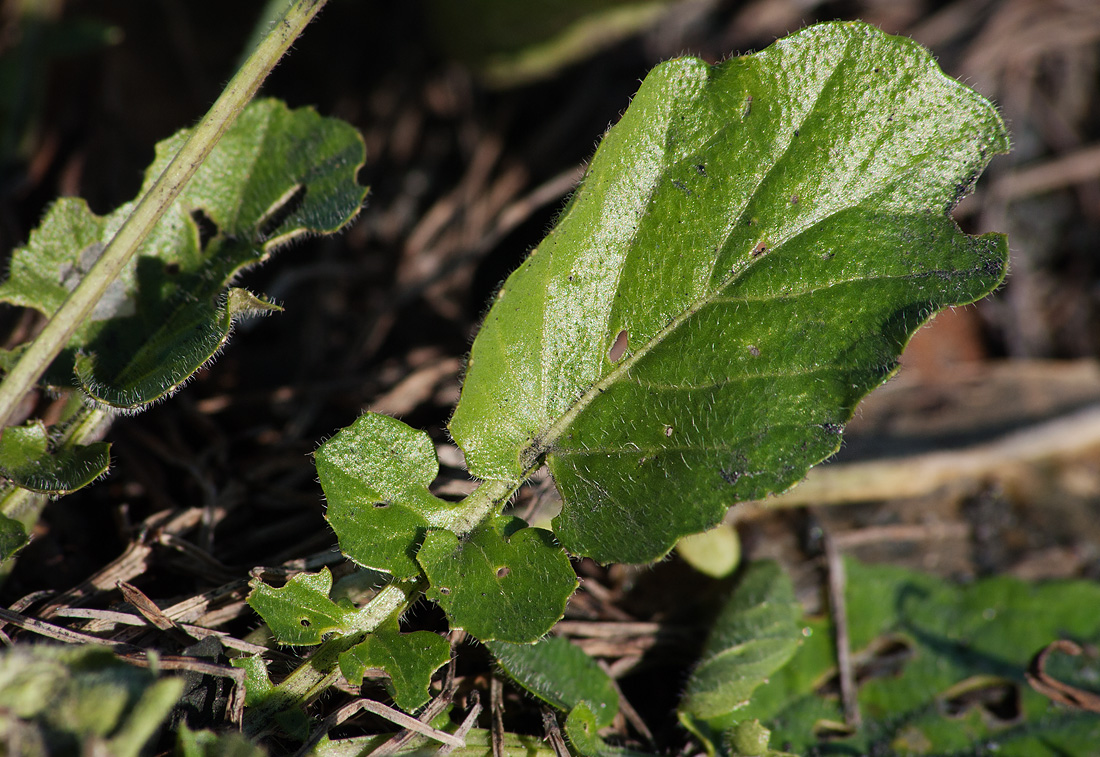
[0, 0, 329, 429]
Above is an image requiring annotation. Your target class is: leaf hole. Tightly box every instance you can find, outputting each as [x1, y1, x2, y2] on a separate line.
[373, 501, 389, 509]
[257, 183, 307, 241]
[299, 618, 311, 628]
[608, 329, 629, 363]
[664, 425, 673, 437]
[439, 587, 451, 595]
[748, 345, 760, 357]
[190, 209, 219, 251]
[496, 566, 511, 579]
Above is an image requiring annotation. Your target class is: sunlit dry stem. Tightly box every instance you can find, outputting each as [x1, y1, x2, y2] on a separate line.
[0, 0, 330, 430]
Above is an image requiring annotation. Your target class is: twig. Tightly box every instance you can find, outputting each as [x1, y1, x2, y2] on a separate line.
[296, 697, 466, 757]
[764, 403, 1100, 507]
[1026, 640, 1100, 713]
[541, 709, 571, 757]
[491, 675, 505, 757]
[822, 529, 860, 729]
[598, 660, 654, 745]
[438, 690, 483, 756]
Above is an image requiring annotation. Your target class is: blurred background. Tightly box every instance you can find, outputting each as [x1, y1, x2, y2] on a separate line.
[0, 0, 1099, 743]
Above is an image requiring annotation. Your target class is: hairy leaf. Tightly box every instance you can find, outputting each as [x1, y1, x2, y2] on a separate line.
[678, 561, 802, 749]
[0, 98, 366, 410]
[247, 568, 357, 645]
[738, 559, 1100, 755]
[418, 516, 577, 643]
[0, 420, 109, 494]
[0, 513, 26, 561]
[339, 622, 450, 712]
[318, 411, 459, 579]
[486, 636, 618, 728]
[449, 21, 1009, 564]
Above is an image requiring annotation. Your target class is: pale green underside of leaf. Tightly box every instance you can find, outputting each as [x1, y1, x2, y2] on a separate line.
[450, 21, 1009, 564]
[486, 636, 619, 728]
[0, 420, 109, 494]
[678, 561, 802, 730]
[339, 622, 450, 712]
[0, 98, 366, 411]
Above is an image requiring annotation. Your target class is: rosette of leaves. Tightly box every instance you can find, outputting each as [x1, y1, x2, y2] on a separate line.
[249, 20, 1009, 723]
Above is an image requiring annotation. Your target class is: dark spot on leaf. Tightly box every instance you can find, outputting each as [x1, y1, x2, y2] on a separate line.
[165, 262, 181, 276]
[742, 94, 753, 117]
[752, 241, 767, 257]
[790, 194, 799, 204]
[822, 422, 844, 435]
[695, 164, 707, 176]
[439, 587, 450, 595]
[373, 502, 389, 509]
[942, 679, 1021, 723]
[190, 209, 219, 250]
[748, 344, 760, 357]
[496, 566, 511, 579]
[793, 128, 799, 137]
[608, 329, 629, 363]
[671, 179, 691, 195]
[719, 469, 742, 485]
[821, 252, 835, 261]
[300, 618, 311, 628]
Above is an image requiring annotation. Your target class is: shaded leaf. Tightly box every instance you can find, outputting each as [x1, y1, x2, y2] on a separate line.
[738, 559, 1100, 755]
[318, 411, 458, 579]
[418, 516, 577, 643]
[564, 702, 612, 757]
[0, 512, 26, 561]
[176, 723, 268, 757]
[0, 420, 109, 494]
[680, 561, 802, 724]
[427, 0, 675, 87]
[486, 636, 618, 728]
[675, 522, 741, 579]
[339, 621, 450, 712]
[0, 644, 184, 757]
[247, 568, 357, 645]
[449, 21, 1008, 564]
[0, 98, 366, 410]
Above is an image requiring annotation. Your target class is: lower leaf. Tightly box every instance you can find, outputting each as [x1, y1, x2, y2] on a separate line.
[418, 516, 577, 643]
[0, 420, 110, 494]
[339, 622, 450, 712]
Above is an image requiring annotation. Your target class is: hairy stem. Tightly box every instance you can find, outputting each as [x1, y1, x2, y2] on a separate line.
[0, 0, 329, 429]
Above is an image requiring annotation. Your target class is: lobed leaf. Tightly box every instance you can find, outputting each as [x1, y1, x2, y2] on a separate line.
[0, 98, 366, 410]
[449, 21, 1009, 564]
[317, 411, 459, 579]
[339, 622, 450, 712]
[486, 636, 618, 728]
[0, 420, 109, 494]
[418, 516, 577, 643]
[736, 558, 1100, 755]
[247, 568, 357, 645]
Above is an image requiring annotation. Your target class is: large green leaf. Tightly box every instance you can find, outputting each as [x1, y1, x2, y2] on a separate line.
[247, 568, 358, 645]
[0, 97, 366, 410]
[449, 21, 1008, 564]
[317, 412, 460, 580]
[737, 559, 1100, 755]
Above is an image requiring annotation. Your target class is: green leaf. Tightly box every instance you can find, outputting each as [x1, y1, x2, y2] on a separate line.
[0, 97, 366, 410]
[427, 0, 675, 87]
[680, 561, 802, 721]
[0, 512, 27, 561]
[339, 621, 450, 712]
[678, 561, 802, 753]
[738, 559, 1100, 755]
[0, 420, 109, 494]
[675, 522, 741, 579]
[176, 723, 268, 757]
[486, 636, 619, 728]
[317, 411, 459, 579]
[247, 568, 357, 645]
[418, 516, 578, 643]
[564, 702, 611, 757]
[0, 644, 184, 757]
[449, 21, 1008, 564]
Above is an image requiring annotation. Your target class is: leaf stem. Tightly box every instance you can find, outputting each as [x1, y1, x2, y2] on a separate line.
[437, 478, 519, 535]
[0, 0, 329, 429]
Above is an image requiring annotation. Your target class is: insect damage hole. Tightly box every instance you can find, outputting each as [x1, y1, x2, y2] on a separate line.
[496, 566, 511, 579]
[608, 329, 629, 363]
